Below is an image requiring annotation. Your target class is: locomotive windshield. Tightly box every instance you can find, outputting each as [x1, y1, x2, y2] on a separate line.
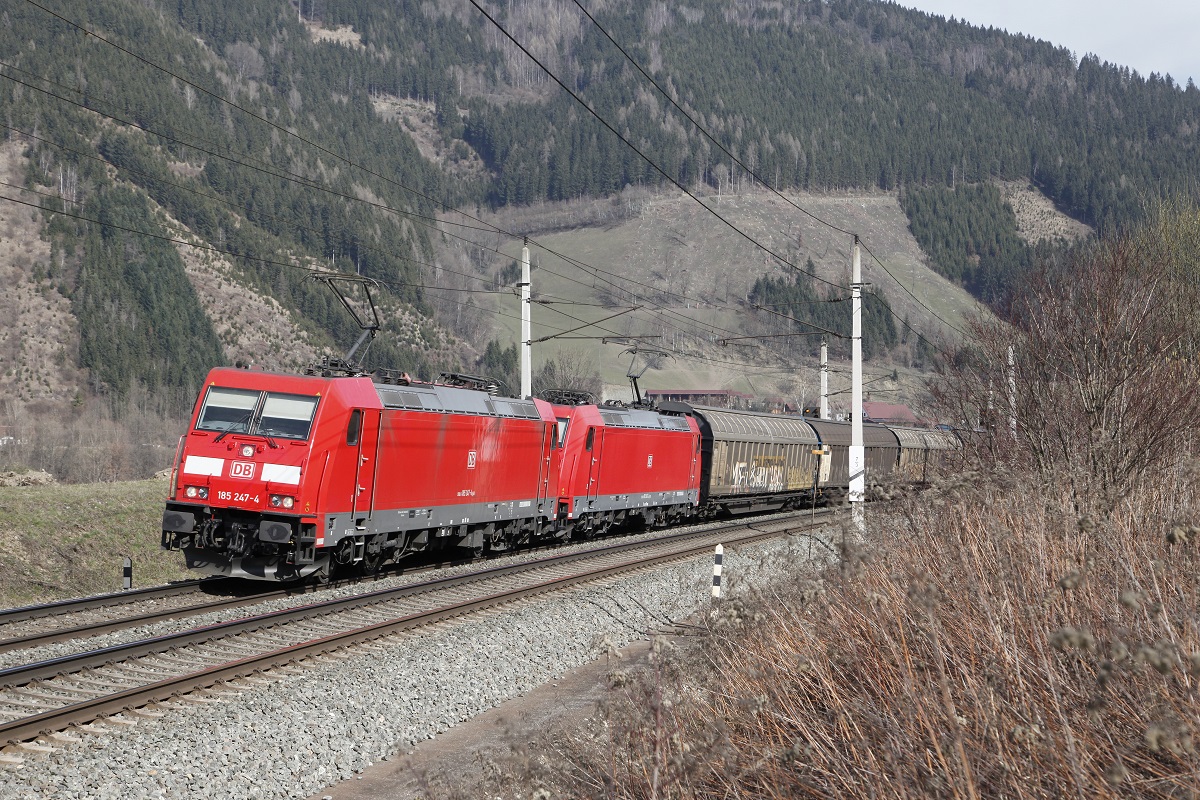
[195, 387, 319, 440]
[196, 387, 259, 434]
[258, 393, 320, 439]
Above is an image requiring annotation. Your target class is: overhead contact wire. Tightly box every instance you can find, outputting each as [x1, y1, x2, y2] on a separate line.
[0, 60, 747, 348]
[462, 0, 845, 291]
[569, 0, 963, 353]
[568, 0, 856, 239]
[19, 1, 917, 361]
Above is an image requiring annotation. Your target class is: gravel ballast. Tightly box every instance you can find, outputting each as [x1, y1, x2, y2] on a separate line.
[2, 524, 838, 800]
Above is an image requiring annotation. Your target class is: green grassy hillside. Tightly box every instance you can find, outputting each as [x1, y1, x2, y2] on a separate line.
[0, 478, 189, 607]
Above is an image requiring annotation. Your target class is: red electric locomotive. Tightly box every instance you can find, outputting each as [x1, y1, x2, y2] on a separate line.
[550, 401, 701, 537]
[162, 367, 562, 581]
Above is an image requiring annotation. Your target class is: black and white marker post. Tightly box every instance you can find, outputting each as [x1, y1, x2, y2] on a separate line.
[712, 544, 723, 601]
[122, 556, 133, 591]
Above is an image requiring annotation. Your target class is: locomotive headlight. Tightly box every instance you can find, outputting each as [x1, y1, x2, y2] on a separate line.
[240, 444, 255, 458]
[197, 487, 209, 500]
[185, 486, 197, 498]
[282, 496, 294, 509]
[270, 494, 295, 509]
[185, 486, 209, 500]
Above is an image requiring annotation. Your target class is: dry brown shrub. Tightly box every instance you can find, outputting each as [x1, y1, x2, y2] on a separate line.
[511, 475, 1200, 799]
[934, 201, 1200, 518]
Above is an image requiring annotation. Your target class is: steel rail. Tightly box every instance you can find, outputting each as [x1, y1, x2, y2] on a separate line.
[0, 580, 220, 624]
[0, 512, 832, 746]
[0, 562, 422, 654]
[0, 590, 294, 654]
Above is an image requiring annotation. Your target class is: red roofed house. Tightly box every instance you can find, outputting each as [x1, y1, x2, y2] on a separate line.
[863, 401, 922, 426]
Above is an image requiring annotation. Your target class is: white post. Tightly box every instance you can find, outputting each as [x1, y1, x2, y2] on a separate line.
[520, 242, 532, 399]
[711, 543, 723, 600]
[849, 237, 865, 534]
[1007, 345, 1017, 441]
[820, 339, 830, 420]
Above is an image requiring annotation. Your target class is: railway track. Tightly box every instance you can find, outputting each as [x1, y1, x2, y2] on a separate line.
[0, 579, 282, 655]
[0, 561, 447, 656]
[0, 511, 834, 750]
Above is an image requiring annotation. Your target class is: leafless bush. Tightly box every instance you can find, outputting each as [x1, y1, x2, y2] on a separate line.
[533, 348, 603, 398]
[466, 207, 1200, 799]
[427, 250, 492, 346]
[934, 201, 1200, 516]
[224, 41, 265, 81]
[502, 474, 1200, 799]
[1, 386, 184, 482]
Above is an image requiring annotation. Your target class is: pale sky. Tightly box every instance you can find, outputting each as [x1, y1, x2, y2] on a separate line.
[899, 1, 1200, 87]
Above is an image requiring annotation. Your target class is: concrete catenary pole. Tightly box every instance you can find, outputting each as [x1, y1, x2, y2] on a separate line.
[820, 338, 830, 420]
[849, 237, 865, 534]
[520, 241, 532, 399]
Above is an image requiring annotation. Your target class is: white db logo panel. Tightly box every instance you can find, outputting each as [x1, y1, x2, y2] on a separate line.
[230, 461, 256, 479]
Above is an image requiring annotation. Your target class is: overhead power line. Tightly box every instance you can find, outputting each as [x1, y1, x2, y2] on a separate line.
[0, 123, 505, 293]
[565, 0, 964, 354]
[463, 0, 847, 292]
[18, 0, 954, 368]
[0, 189, 515, 302]
[857, 237, 969, 340]
[0, 52, 757, 348]
[16, 0, 765, 324]
[567, 0, 857, 239]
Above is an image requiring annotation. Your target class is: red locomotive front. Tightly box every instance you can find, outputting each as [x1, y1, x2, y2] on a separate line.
[162, 367, 334, 580]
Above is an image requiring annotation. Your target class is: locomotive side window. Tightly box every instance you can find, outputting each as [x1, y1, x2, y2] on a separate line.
[196, 387, 260, 434]
[554, 417, 569, 449]
[585, 427, 595, 451]
[258, 393, 320, 440]
[347, 409, 362, 446]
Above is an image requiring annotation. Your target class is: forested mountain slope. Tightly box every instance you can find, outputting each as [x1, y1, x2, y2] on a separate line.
[0, 0, 1192, 478]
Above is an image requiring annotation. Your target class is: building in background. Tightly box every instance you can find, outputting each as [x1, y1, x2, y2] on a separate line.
[863, 401, 924, 426]
[646, 389, 753, 409]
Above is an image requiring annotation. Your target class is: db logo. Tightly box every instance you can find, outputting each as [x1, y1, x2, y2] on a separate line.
[230, 461, 256, 479]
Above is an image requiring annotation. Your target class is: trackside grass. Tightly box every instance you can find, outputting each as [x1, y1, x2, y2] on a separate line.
[0, 477, 190, 607]
[503, 472, 1200, 798]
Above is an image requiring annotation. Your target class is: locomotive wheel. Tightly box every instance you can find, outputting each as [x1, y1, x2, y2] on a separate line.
[360, 535, 387, 574]
[333, 537, 356, 566]
[360, 549, 385, 574]
[574, 518, 595, 540]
